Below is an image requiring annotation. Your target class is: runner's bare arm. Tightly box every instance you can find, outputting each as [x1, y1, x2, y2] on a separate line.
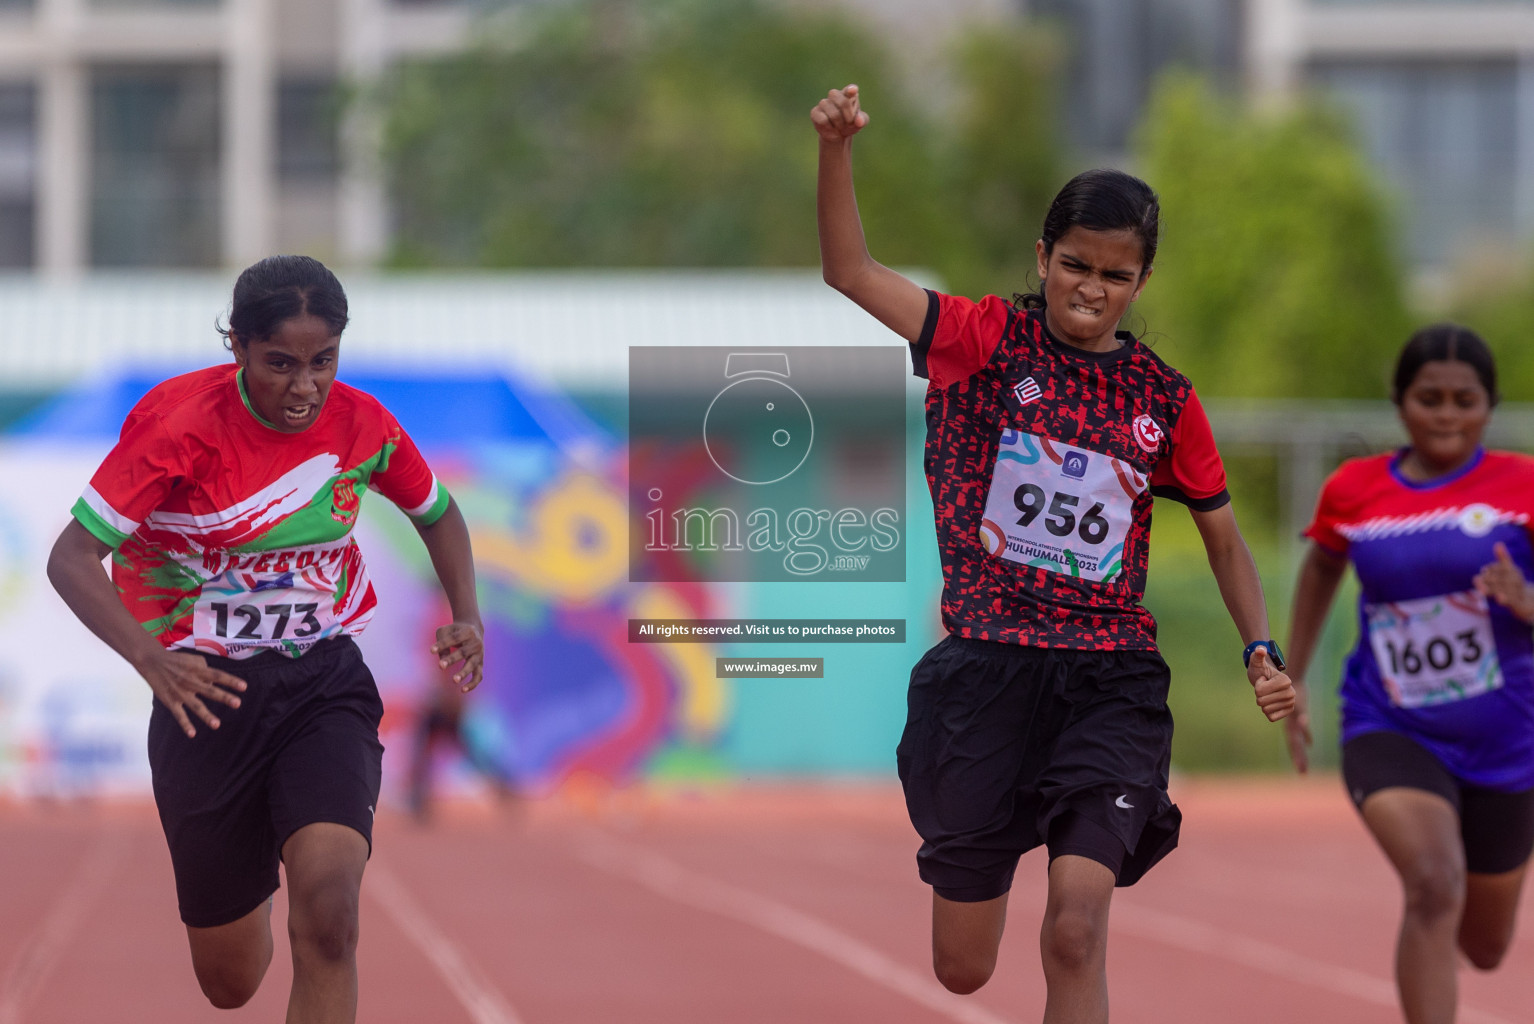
[1283, 542, 1348, 772]
[413, 496, 485, 692]
[46, 519, 247, 738]
[812, 84, 929, 342]
[1189, 503, 1297, 723]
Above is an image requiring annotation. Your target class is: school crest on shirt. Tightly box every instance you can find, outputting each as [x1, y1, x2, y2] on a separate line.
[1132, 413, 1165, 454]
[330, 478, 361, 525]
[1459, 503, 1499, 537]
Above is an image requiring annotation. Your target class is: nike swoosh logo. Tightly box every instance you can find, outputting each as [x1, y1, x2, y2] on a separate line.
[1115, 795, 1134, 809]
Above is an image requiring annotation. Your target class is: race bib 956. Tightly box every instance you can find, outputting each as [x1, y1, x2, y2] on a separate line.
[979, 429, 1146, 582]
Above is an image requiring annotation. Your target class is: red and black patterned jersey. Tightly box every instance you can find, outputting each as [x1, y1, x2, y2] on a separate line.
[913, 291, 1229, 650]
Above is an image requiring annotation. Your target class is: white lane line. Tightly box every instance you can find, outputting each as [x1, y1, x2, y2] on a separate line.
[575, 831, 1016, 1024]
[365, 860, 525, 1024]
[1112, 901, 1519, 1024]
[0, 825, 128, 1024]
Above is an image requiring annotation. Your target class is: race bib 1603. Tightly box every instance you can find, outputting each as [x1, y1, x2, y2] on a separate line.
[1365, 590, 1503, 708]
[979, 429, 1146, 582]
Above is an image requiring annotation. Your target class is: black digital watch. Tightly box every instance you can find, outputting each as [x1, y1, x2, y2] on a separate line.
[1243, 640, 1286, 671]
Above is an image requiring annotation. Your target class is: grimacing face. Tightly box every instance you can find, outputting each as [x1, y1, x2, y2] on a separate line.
[1397, 359, 1491, 477]
[1035, 226, 1150, 353]
[232, 313, 340, 433]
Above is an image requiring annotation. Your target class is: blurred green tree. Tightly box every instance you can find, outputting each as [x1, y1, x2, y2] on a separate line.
[937, 21, 1066, 300]
[1447, 275, 1534, 401]
[378, 9, 1405, 402]
[1135, 74, 1412, 398]
[379, 0, 950, 270]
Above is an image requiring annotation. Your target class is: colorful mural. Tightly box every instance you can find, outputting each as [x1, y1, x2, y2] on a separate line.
[359, 443, 732, 799]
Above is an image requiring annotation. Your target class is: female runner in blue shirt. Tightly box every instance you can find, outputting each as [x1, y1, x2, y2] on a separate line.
[1286, 325, 1534, 1024]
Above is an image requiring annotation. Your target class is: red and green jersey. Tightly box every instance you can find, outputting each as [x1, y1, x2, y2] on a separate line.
[71, 364, 450, 659]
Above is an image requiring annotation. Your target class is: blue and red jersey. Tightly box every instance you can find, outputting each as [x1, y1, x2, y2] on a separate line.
[914, 291, 1229, 650]
[1306, 448, 1534, 789]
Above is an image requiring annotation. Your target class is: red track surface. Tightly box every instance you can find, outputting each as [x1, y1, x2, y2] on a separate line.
[2, 777, 1531, 1023]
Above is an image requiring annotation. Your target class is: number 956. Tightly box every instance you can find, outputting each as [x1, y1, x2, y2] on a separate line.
[1015, 484, 1111, 545]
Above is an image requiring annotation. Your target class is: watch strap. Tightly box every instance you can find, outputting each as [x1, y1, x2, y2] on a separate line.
[1243, 640, 1286, 671]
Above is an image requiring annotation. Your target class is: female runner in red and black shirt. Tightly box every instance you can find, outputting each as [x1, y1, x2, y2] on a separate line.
[813, 85, 1295, 1022]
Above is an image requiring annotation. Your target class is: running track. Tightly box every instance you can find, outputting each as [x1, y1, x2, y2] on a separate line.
[1, 778, 1531, 1023]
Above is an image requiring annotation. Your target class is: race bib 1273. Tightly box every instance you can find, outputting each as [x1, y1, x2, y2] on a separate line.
[1365, 590, 1503, 708]
[979, 429, 1146, 582]
[185, 543, 356, 658]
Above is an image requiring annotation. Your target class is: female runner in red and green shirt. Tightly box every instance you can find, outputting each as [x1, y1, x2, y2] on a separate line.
[48, 255, 484, 1023]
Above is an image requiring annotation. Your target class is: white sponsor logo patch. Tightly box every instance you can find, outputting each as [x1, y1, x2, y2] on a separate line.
[1013, 376, 1042, 406]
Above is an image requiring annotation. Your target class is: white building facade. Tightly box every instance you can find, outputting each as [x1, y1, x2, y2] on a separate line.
[0, 0, 1024, 277]
[1249, 0, 1534, 266]
[0, 0, 478, 275]
[9, 0, 1526, 275]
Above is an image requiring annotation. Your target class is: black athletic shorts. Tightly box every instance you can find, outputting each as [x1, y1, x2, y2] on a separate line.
[1342, 730, 1534, 876]
[148, 636, 384, 928]
[896, 635, 1182, 902]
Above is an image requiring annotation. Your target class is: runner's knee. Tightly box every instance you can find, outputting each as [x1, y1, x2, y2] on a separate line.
[192, 955, 268, 1009]
[930, 891, 1006, 995]
[1401, 856, 1465, 922]
[933, 951, 995, 995]
[288, 882, 360, 964]
[1041, 903, 1107, 974]
[186, 912, 273, 1009]
[199, 977, 258, 1010]
[931, 912, 1001, 994]
[1459, 918, 1516, 970]
[1461, 936, 1510, 971]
